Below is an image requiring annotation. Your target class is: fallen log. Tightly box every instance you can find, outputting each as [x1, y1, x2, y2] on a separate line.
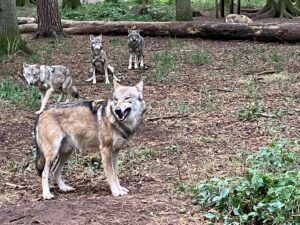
[18, 17, 37, 24]
[19, 19, 300, 43]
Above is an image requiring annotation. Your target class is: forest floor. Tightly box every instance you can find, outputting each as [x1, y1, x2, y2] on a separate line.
[0, 13, 300, 225]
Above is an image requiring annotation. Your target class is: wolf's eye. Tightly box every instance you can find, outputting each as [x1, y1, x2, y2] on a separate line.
[125, 96, 131, 101]
[113, 97, 118, 102]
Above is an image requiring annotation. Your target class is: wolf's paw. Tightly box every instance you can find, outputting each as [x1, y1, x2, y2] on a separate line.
[120, 186, 129, 193]
[92, 80, 96, 84]
[105, 80, 110, 84]
[128, 65, 132, 70]
[59, 184, 75, 192]
[86, 77, 93, 82]
[35, 110, 43, 115]
[43, 192, 54, 200]
[112, 189, 128, 197]
[134, 64, 139, 69]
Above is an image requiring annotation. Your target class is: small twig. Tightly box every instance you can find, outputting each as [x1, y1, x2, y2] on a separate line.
[5, 182, 26, 189]
[208, 87, 233, 92]
[254, 69, 276, 76]
[146, 114, 188, 122]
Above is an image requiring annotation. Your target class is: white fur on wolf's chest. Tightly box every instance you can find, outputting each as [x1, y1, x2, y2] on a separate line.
[93, 59, 106, 74]
[112, 132, 129, 150]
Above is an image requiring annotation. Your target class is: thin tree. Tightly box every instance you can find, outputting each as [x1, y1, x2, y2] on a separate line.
[0, 0, 29, 56]
[35, 0, 65, 38]
[256, 0, 300, 18]
[175, 0, 192, 21]
[62, 0, 81, 9]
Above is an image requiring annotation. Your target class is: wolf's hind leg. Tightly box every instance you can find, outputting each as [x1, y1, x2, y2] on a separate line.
[54, 142, 74, 192]
[42, 158, 54, 200]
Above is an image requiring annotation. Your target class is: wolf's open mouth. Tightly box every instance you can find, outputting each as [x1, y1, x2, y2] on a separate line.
[115, 108, 131, 121]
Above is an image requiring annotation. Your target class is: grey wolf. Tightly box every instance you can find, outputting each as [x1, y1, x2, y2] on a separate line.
[86, 35, 119, 84]
[128, 29, 144, 70]
[225, 14, 253, 24]
[23, 62, 79, 114]
[35, 80, 146, 199]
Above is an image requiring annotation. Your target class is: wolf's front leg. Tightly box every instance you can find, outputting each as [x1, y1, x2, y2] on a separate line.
[112, 150, 129, 193]
[128, 53, 133, 70]
[134, 53, 138, 69]
[104, 64, 110, 84]
[42, 160, 54, 200]
[86, 66, 96, 84]
[140, 55, 144, 68]
[101, 147, 128, 197]
[36, 88, 54, 114]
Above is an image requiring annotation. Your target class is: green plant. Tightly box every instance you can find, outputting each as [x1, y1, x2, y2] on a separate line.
[191, 139, 300, 225]
[271, 52, 284, 72]
[237, 100, 265, 122]
[242, 78, 260, 99]
[153, 49, 176, 81]
[0, 31, 32, 57]
[60, 2, 174, 21]
[0, 79, 40, 108]
[191, 48, 210, 65]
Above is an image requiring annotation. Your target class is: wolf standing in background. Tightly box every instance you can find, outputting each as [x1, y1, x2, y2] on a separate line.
[23, 63, 79, 114]
[86, 35, 119, 84]
[128, 29, 144, 70]
[225, 14, 253, 24]
[35, 80, 146, 199]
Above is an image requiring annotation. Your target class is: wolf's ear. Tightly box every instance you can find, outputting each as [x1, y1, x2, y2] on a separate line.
[90, 35, 95, 41]
[128, 29, 132, 34]
[98, 34, 103, 41]
[135, 80, 143, 93]
[23, 62, 28, 68]
[113, 79, 122, 89]
[137, 29, 141, 34]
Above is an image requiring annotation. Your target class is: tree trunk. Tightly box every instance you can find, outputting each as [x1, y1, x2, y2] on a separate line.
[0, 0, 20, 56]
[176, 0, 192, 21]
[256, 0, 300, 18]
[19, 19, 300, 43]
[36, 0, 64, 38]
[62, 0, 81, 9]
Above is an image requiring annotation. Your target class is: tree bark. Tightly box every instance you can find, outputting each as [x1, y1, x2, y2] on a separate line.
[256, 0, 300, 18]
[0, 0, 18, 33]
[19, 19, 300, 43]
[36, 0, 64, 38]
[62, 0, 81, 9]
[176, 0, 192, 21]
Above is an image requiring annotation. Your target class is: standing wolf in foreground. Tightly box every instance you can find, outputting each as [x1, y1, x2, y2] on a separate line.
[86, 35, 119, 84]
[23, 63, 79, 114]
[128, 29, 144, 70]
[225, 14, 253, 24]
[35, 80, 146, 199]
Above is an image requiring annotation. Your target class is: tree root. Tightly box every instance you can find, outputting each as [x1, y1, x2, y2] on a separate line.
[256, 0, 300, 18]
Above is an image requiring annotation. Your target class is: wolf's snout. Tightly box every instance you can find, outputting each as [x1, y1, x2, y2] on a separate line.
[114, 107, 132, 120]
[115, 108, 123, 118]
[29, 82, 34, 86]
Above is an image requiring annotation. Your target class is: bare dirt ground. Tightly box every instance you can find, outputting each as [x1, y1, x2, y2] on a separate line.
[0, 16, 300, 225]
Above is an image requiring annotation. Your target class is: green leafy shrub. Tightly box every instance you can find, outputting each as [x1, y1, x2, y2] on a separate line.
[237, 100, 265, 122]
[191, 139, 300, 225]
[60, 2, 174, 21]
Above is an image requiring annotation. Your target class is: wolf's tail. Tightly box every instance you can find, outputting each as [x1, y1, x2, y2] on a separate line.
[34, 120, 45, 177]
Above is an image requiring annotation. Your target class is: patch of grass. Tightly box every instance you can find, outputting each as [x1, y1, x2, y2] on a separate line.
[0, 79, 40, 108]
[271, 52, 284, 72]
[152, 49, 176, 81]
[201, 93, 220, 112]
[237, 100, 265, 122]
[191, 139, 300, 225]
[0, 30, 33, 58]
[191, 48, 210, 65]
[110, 37, 125, 47]
[175, 103, 190, 113]
[61, 2, 174, 21]
[242, 78, 260, 99]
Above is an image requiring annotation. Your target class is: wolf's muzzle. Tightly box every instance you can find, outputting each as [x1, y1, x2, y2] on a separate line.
[115, 107, 132, 120]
